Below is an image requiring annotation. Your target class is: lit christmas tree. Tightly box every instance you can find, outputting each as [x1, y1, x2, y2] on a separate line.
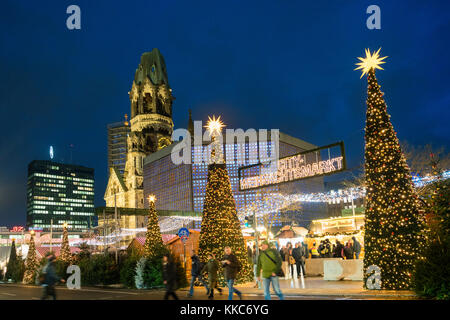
[199, 116, 253, 284]
[5, 239, 22, 281]
[60, 223, 72, 263]
[23, 231, 38, 284]
[356, 48, 424, 290]
[143, 195, 164, 258]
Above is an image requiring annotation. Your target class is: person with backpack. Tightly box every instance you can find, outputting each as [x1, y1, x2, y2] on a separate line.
[201, 252, 223, 299]
[221, 246, 242, 300]
[187, 251, 209, 297]
[40, 252, 65, 300]
[256, 240, 284, 300]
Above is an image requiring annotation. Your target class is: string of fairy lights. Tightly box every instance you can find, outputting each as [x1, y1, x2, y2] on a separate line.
[70, 169, 447, 246]
[238, 170, 449, 217]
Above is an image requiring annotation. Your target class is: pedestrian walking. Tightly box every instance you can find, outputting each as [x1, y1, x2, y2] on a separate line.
[40, 253, 65, 300]
[256, 240, 284, 300]
[221, 246, 242, 300]
[252, 244, 261, 288]
[187, 251, 209, 297]
[352, 236, 362, 259]
[162, 254, 179, 300]
[201, 253, 222, 299]
[288, 247, 296, 278]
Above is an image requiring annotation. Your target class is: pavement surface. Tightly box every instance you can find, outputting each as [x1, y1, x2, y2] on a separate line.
[0, 277, 417, 300]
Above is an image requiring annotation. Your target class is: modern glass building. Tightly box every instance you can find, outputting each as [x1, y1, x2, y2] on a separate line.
[107, 119, 130, 177]
[26, 160, 95, 232]
[143, 132, 326, 230]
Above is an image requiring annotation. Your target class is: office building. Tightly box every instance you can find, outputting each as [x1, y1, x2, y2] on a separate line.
[26, 160, 95, 232]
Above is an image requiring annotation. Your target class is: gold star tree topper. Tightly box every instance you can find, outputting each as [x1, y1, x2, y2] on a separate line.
[205, 115, 225, 137]
[355, 48, 388, 78]
[148, 194, 156, 203]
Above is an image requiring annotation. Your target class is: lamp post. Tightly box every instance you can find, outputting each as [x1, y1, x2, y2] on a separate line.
[253, 206, 259, 259]
[50, 219, 53, 253]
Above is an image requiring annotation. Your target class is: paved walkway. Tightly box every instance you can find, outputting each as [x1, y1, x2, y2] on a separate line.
[181, 277, 417, 299]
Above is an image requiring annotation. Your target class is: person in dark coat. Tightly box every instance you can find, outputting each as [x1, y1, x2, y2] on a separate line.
[333, 240, 345, 259]
[162, 254, 179, 300]
[41, 253, 65, 300]
[325, 239, 333, 258]
[188, 251, 209, 297]
[221, 246, 242, 300]
[201, 253, 222, 299]
[343, 241, 354, 259]
[352, 236, 362, 259]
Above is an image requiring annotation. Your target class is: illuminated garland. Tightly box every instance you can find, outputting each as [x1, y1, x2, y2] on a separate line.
[238, 171, 448, 218]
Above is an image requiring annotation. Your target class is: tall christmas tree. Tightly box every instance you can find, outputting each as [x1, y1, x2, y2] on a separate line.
[143, 195, 164, 258]
[356, 48, 424, 290]
[199, 116, 253, 284]
[60, 223, 72, 263]
[23, 232, 38, 284]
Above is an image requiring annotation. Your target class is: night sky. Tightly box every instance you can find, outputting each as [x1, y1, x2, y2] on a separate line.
[1, 1, 449, 227]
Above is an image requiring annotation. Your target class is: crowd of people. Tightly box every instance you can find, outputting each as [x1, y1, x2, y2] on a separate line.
[308, 236, 361, 260]
[187, 247, 242, 300]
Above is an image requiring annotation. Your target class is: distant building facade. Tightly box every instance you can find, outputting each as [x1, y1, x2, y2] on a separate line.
[26, 160, 95, 232]
[143, 132, 326, 229]
[107, 117, 131, 177]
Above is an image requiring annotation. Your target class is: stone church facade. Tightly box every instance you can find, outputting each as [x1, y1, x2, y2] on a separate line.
[104, 48, 174, 209]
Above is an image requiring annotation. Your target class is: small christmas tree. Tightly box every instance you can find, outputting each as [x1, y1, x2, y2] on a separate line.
[23, 232, 38, 284]
[356, 49, 425, 290]
[143, 195, 164, 258]
[199, 116, 253, 284]
[135, 257, 147, 289]
[5, 240, 23, 282]
[60, 223, 72, 263]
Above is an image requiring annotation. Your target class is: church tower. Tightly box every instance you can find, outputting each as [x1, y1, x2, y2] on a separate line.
[105, 49, 174, 208]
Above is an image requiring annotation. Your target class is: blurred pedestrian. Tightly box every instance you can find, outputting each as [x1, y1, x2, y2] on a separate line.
[162, 254, 179, 300]
[188, 251, 208, 297]
[252, 244, 261, 288]
[201, 253, 222, 299]
[221, 246, 242, 300]
[40, 253, 65, 300]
